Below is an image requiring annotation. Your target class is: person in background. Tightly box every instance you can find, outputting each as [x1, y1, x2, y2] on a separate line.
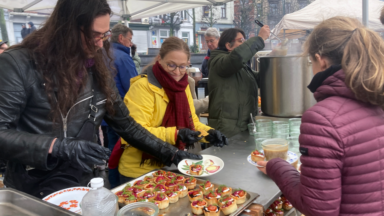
[21, 24, 28, 39]
[106, 24, 139, 188]
[131, 43, 141, 74]
[207, 26, 270, 138]
[0, 40, 7, 54]
[0, 0, 201, 198]
[201, 28, 220, 78]
[27, 22, 37, 35]
[116, 37, 228, 182]
[187, 76, 209, 116]
[258, 17, 384, 216]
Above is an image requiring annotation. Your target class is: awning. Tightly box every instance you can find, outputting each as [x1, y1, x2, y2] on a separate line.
[1, 0, 233, 20]
[272, 0, 384, 37]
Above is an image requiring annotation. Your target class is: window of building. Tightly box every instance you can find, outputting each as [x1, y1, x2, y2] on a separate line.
[203, 6, 209, 17]
[269, 3, 278, 15]
[221, 3, 227, 18]
[181, 10, 189, 20]
[182, 32, 189, 44]
[160, 30, 168, 45]
[285, 3, 291, 14]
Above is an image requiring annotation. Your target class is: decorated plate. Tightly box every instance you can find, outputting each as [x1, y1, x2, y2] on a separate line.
[42, 187, 90, 214]
[247, 151, 298, 168]
[178, 154, 224, 177]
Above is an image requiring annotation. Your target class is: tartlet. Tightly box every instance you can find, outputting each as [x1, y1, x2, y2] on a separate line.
[188, 189, 203, 202]
[185, 176, 197, 190]
[231, 189, 247, 204]
[191, 199, 207, 215]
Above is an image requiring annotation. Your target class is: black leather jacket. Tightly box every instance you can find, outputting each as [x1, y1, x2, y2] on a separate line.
[0, 48, 179, 191]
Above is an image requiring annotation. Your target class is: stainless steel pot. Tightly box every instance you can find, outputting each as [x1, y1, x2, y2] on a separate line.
[258, 55, 316, 117]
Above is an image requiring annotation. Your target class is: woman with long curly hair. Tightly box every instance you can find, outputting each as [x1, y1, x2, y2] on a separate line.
[0, 0, 201, 198]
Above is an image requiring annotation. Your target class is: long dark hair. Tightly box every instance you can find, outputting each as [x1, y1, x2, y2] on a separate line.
[11, 0, 115, 122]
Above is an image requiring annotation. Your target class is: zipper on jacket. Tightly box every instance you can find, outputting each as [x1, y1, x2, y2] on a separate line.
[96, 99, 107, 105]
[60, 95, 94, 138]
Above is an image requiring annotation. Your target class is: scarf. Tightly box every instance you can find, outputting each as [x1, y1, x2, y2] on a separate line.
[141, 61, 196, 165]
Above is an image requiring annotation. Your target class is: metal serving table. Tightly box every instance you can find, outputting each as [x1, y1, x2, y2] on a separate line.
[164, 131, 283, 210]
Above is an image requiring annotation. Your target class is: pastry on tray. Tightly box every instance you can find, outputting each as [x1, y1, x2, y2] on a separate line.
[142, 190, 156, 201]
[154, 184, 168, 194]
[203, 204, 221, 216]
[199, 181, 214, 193]
[220, 198, 237, 215]
[231, 189, 247, 204]
[165, 178, 178, 191]
[143, 175, 154, 183]
[275, 209, 284, 216]
[144, 183, 156, 192]
[174, 184, 188, 198]
[165, 190, 179, 203]
[188, 189, 203, 202]
[218, 195, 237, 207]
[152, 170, 166, 177]
[131, 186, 145, 198]
[190, 163, 204, 175]
[204, 191, 220, 205]
[270, 200, 283, 210]
[175, 174, 186, 184]
[165, 171, 177, 180]
[191, 199, 207, 215]
[154, 193, 169, 210]
[136, 197, 148, 202]
[251, 150, 265, 162]
[133, 180, 150, 189]
[185, 176, 197, 190]
[154, 176, 167, 185]
[216, 185, 232, 197]
[283, 200, 293, 210]
[123, 191, 137, 205]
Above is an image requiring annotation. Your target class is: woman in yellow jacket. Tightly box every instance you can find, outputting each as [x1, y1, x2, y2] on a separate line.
[118, 37, 228, 181]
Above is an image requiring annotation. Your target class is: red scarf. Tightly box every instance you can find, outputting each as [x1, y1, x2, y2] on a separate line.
[141, 61, 195, 165]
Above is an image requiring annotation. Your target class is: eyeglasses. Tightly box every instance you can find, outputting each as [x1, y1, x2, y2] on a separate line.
[167, 63, 189, 72]
[206, 39, 216, 44]
[93, 30, 111, 42]
[232, 37, 246, 43]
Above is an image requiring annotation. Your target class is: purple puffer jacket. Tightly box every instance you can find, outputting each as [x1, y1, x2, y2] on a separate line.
[267, 68, 384, 216]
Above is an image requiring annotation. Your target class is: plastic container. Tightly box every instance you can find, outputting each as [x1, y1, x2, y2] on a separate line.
[117, 202, 159, 216]
[81, 178, 119, 216]
[261, 138, 289, 161]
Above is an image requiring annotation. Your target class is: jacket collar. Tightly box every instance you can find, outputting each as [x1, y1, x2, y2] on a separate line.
[112, 42, 131, 55]
[310, 66, 356, 102]
[140, 65, 169, 102]
[308, 65, 342, 93]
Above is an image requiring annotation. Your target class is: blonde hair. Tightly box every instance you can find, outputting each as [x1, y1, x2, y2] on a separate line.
[304, 16, 384, 107]
[143, 37, 190, 71]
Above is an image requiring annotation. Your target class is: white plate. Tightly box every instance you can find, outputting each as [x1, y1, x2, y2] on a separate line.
[247, 151, 298, 168]
[178, 154, 224, 177]
[42, 187, 90, 214]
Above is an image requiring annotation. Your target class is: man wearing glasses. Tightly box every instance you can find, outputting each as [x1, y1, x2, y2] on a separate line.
[0, 40, 7, 54]
[0, 0, 201, 198]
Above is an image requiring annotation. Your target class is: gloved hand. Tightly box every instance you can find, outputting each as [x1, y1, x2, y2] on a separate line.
[205, 129, 228, 147]
[51, 138, 111, 173]
[177, 128, 203, 145]
[171, 150, 203, 166]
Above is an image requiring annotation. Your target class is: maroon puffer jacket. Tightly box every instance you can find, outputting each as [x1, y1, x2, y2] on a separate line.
[267, 69, 384, 216]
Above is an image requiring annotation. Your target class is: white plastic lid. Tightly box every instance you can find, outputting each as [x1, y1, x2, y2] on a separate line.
[90, 178, 104, 188]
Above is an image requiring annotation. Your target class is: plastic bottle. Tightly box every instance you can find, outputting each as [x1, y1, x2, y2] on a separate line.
[81, 178, 119, 216]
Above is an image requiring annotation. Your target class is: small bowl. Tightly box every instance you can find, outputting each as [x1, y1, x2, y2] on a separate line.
[117, 202, 159, 216]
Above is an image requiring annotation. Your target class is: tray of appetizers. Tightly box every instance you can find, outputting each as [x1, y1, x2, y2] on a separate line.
[111, 170, 260, 216]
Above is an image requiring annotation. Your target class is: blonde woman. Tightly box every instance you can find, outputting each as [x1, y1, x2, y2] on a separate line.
[258, 17, 384, 215]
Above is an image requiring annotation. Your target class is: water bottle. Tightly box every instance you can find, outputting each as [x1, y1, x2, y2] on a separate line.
[81, 178, 119, 216]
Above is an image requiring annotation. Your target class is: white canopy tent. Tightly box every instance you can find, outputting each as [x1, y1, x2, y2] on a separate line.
[0, 0, 232, 20]
[272, 0, 384, 39]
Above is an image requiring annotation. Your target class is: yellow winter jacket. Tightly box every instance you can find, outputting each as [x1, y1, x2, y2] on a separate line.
[118, 67, 212, 178]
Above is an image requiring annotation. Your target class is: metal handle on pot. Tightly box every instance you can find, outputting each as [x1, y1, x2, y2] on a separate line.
[255, 53, 260, 72]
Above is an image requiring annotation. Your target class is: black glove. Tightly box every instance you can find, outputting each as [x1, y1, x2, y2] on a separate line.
[205, 129, 228, 148]
[51, 138, 111, 173]
[171, 150, 203, 166]
[177, 128, 203, 145]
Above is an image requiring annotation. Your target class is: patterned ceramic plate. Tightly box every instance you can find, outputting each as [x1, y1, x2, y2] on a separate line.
[247, 151, 298, 168]
[178, 154, 224, 177]
[42, 187, 90, 214]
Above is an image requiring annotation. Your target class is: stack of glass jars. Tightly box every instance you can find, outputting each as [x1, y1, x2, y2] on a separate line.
[288, 118, 301, 154]
[272, 121, 290, 139]
[254, 119, 273, 150]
